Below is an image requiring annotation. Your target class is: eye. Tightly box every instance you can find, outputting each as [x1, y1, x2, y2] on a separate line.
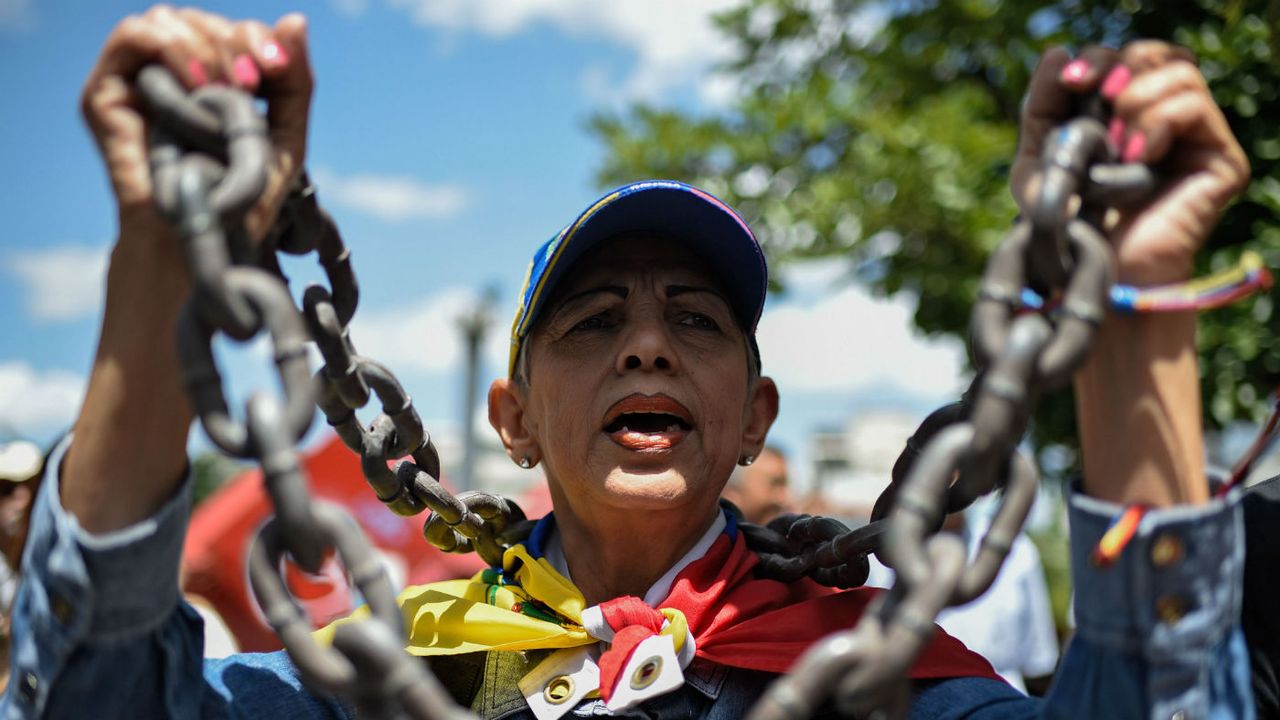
[569, 313, 614, 333]
[678, 312, 720, 331]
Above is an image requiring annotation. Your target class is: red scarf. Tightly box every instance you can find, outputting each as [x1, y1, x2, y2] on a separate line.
[594, 529, 1001, 701]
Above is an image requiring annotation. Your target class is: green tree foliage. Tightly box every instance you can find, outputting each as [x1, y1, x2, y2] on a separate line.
[591, 0, 1280, 475]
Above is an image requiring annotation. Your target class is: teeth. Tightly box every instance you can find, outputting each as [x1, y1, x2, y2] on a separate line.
[609, 423, 686, 435]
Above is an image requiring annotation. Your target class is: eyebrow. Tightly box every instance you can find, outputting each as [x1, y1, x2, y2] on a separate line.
[666, 284, 729, 303]
[549, 285, 629, 317]
[560, 285, 628, 304]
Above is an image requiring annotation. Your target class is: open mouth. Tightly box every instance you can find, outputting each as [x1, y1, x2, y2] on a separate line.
[602, 394, 694, 452]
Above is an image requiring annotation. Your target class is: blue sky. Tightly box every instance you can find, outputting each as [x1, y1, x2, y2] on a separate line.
[0, 0, 968, 489]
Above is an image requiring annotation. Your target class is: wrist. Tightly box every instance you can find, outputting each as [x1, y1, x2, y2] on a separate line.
[1074, 309, 1206, 506]
[111, 210, 191, 302]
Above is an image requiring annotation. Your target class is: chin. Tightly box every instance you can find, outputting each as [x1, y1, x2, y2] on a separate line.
[600, 467, 697, 509]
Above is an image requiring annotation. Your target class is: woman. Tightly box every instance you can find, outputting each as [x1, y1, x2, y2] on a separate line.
[2, 7, 1252, 719]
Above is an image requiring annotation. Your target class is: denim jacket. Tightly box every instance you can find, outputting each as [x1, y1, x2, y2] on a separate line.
[0, 439, 1254, 719]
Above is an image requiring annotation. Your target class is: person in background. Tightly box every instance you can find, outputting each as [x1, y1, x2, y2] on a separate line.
[0, 439, 44, 693]
[722, 445, 792, 525]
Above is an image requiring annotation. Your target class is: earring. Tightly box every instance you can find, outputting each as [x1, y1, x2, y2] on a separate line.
[739, 454, 755, 467]
[518, 456, 532, 469]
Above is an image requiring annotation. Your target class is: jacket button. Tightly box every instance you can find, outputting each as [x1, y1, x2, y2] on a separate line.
[50, 595, 73, 624]
[18, 671, 38, 703]
[1150, 534, 1184, 568]
[1155, 595, 1188, 625]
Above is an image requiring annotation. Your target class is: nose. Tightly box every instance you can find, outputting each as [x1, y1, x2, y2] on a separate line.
[616, 313, 678, 374]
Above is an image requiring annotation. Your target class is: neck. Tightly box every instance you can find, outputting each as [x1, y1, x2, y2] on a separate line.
[552, 499, 720, 606]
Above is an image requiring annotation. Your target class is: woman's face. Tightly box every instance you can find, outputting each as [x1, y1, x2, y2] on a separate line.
[513, 235, 777, 519]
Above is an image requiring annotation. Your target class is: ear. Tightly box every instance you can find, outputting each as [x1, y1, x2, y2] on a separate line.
[488, 378, 541, 465]
[739, 375, 779, 460]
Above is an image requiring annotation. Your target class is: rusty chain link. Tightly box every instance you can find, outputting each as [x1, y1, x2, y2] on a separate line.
[745, 110, 1155, 718]
[139, 65, 483, 719]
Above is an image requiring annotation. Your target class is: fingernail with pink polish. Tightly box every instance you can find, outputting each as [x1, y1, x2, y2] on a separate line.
[233, 53, 261, 90]
[1101, 65, 1131, 100]
[1123, 132, 1146, 163]
[1108, 118, 1126, 151]
[261, 41, 289, 69]
[187, 59, 208, 87]
[1061, 59, 1089, 83]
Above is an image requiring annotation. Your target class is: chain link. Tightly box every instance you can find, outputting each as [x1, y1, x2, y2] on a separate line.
[139, 66, 479, 719]
[746, 112, 1153, 718]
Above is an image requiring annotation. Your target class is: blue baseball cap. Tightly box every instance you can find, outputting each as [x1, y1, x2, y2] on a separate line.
[508, 180, 767, 375]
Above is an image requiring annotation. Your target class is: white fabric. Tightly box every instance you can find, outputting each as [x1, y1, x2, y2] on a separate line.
[579, 605, 613, 641]
[0, 555, 16, 614]
[518, 645, 598, 720]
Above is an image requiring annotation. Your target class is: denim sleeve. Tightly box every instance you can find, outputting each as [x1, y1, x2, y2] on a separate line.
[1041, 484, 1253, 720]
[0, 437, 350, 720]
[905, 484, 1251, 720]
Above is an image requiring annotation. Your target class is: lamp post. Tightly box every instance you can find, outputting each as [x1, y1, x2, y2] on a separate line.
[457, 287, 497, 492]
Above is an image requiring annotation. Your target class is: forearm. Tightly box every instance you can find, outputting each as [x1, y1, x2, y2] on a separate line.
[63, 214, 194, 533]
[1073, 310, 1207, 507]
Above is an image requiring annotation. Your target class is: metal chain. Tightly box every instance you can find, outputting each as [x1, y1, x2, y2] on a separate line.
[139, 65, 480, 719]
[745, 110, 1156, 718]
[740, 386, 978, 590]
[140, 58, 1154, 719]
[271, 171, 528, 569]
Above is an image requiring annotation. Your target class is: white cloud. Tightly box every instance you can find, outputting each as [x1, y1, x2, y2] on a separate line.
[0, 363, 85, 435]
[0, 0, 33, 30]
[758, 261, 967, 398]
[347, 287, 508, 377]
[9, 245, 109, 323]
[386, 0, 740, 105]
[310, 167, 468, 223]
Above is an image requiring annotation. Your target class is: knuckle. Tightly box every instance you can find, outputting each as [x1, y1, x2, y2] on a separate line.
[145, 4, 176, 20]
[186, 8, 234, 38]
[1164, 61, 1204, 89]
[1079, 44, 1119, 65]
[234, 18, 272, 43]
[116, 14, 148, 39]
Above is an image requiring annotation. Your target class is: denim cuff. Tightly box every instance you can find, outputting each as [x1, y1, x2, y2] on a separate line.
[30, 435, 193, 642]
[1069, 483, 1243, 658]
[1066, 483, 1248, 720]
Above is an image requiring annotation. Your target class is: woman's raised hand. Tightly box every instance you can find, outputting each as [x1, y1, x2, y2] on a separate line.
[81, 5, 314, 243]
[63, 7, 314, 532]
[1013, 42, 1249, 284]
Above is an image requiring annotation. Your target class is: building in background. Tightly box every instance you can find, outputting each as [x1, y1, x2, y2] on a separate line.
[805, 408, 918, 522]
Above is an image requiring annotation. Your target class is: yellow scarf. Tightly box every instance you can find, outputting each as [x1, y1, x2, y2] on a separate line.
[316, 542, 688, 657]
